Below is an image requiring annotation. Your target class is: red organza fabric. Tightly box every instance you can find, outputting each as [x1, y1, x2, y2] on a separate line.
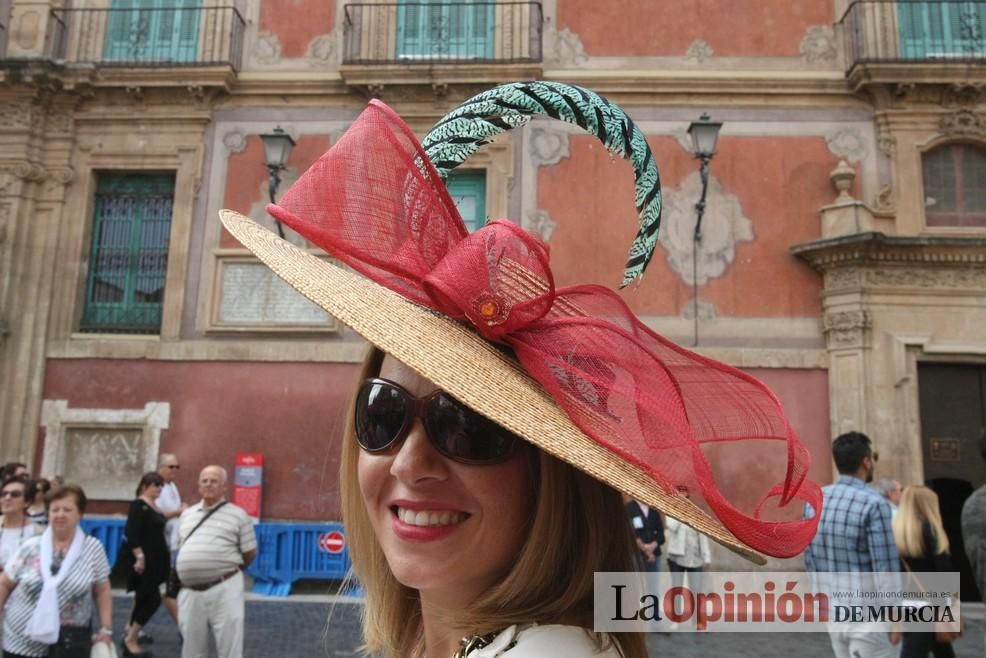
[268, 100, 822, 557]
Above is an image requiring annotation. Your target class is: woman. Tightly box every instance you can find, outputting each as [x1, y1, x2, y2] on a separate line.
[664, 487, 712, 629]
[0, 478, 41, 573]
[893, 486, 955, 658]
[121, 472, 168, 657]
[222, 81, 823, 657]
[0, 484, 113, 658]
[24, 480, 49, 528]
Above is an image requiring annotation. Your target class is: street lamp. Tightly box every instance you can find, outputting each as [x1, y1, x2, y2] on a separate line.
[260, 126, 296, 239]
[686, 113, 722, 346]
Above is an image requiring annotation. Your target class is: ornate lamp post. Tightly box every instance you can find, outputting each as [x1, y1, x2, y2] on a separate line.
[260, 126, 296, 239]
[686, 113, 722, 346]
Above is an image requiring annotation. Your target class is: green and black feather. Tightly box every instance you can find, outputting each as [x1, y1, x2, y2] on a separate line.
[422, 81, 662, 287]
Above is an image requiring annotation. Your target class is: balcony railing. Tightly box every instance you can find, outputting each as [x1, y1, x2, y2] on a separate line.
[841, 0, 986, 66]
[343, 2, 542, 65]
[47, 6, 245, 70]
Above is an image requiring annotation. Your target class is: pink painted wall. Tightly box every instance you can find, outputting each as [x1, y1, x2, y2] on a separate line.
[220, 134, 332, 249]
[259, 0, 336, 59]
[42, 359, 360, 521]
[540, 134, 838, 318]
[558, 0, 834, 57]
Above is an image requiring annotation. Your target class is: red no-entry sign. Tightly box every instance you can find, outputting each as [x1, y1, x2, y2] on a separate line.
[318, 530, 345, 554]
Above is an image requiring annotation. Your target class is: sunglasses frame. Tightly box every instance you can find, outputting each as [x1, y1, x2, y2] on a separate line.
[355, 378, 519, 465]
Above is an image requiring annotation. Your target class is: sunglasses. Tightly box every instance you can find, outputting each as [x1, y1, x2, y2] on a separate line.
[0, 490, 24, 499]
[167, 465, 180, 470]
[355, 378, 519, 465]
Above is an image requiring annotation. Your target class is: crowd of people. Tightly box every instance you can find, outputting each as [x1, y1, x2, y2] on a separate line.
[806, 430, 986, 658]
[0, 457, 256, 658]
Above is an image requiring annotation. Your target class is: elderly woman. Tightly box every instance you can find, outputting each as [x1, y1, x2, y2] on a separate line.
[121, 472, 168, 657]
[0, 478, 42, 573]
[221, 81, 822, 657]
[0, 484, 113, 658]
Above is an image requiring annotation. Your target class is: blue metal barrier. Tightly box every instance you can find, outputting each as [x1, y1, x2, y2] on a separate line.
[81, 517, 127, 568]
[246, 522, 351, 597]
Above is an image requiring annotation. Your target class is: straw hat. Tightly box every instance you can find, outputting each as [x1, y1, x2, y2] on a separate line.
[220, 82, 821, 564]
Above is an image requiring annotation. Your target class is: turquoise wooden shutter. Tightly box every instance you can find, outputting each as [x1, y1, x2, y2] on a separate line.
[397, 0, 494, 59]
[81, 173, 175, 334]
[103, 0, 200, 63]
[899, 2, 986, 59]
[446, 170, 487, 232]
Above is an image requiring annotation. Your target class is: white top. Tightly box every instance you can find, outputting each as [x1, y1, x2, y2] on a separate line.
[175, 500, 257, 586]
[470, 624, 621, 657]
[156, 481, 182, 551]
[665, 517, 711, 568]
[0, 518, 39, 570]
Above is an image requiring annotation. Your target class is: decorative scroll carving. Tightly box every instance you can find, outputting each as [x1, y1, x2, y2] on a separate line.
[940, 109, 986, 139]
[0, 101, 34, 129]
[307, 33, 337, 65]
[874, 184, 894, 211]
[823, 310, 871, 348]
[253, 32, 282, 65]
[222, 129, 248, 155]
[660, 171, 753, 286]
[685, 39, 714, 63]
[529, 128, 570, 167]
[942, 83, 986, 108]
[826, 267, 861, 290]
[545, 27, 587, 66]
[826, 129, 868, 163]
[800, 25, 837, 63]
[525, 209, 557, 241]
[13, 162, 46, 181]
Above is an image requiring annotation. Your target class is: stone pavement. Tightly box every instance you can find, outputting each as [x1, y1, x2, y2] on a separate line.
[115, 593, 985, 658]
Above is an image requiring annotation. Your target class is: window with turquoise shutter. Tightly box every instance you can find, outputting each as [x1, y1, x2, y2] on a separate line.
[81, 173, 175, 334]
[103, 0, 200, 64]
[397, 0, 495, 60]
[897, 1, 986, 59]
[446, 170, 487, 232]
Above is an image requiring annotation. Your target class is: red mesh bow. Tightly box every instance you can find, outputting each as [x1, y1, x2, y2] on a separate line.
[268, 100, 821, 557]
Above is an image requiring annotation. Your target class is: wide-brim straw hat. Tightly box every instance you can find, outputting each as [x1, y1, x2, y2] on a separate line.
[220, 82, 821, 564]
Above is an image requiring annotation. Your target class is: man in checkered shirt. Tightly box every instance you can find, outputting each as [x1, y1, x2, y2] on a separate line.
[805, 431, 901, 658]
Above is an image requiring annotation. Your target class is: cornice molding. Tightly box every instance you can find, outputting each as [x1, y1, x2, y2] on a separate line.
[792, 232, 986, 271]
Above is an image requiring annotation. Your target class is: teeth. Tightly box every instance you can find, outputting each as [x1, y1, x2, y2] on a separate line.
[397, 507, 466, 527]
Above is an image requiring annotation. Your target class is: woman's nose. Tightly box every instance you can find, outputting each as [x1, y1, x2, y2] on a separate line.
[389, 419, 449, 484]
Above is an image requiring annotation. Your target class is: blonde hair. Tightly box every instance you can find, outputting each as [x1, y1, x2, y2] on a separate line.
[893, 485, 950, 559]
[340, 347, 646, 658]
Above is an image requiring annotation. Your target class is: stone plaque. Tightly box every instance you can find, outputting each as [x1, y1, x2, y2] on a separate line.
[929, 437, 960, 462]
[63, 427, 145, 499]
[218, 261, 332, 326]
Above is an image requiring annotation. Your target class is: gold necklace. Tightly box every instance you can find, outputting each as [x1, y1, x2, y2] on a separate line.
[449, 632, 500, 658]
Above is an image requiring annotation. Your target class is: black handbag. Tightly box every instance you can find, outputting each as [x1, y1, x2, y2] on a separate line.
[47, 624, 92, 658]
[166, 501, 228, 598]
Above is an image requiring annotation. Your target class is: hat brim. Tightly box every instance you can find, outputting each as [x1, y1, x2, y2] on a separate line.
[219, 208, 766, 565]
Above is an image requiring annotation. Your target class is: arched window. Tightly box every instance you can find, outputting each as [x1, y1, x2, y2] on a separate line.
[922, 144, 986, 227]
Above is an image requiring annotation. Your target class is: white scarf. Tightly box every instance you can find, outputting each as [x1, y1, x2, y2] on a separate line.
[26, 525, 84, 644]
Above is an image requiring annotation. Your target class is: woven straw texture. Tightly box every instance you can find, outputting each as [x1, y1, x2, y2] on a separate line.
[219, 208, 766, 564]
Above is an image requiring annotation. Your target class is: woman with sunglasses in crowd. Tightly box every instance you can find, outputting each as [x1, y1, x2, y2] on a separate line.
[0, 478, 42, 574]
[24, 479, 50, 529]
[221, 81, 822, 657]
[120, 472, 169, 657]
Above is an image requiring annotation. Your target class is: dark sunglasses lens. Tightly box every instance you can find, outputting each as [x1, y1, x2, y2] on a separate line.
[355, 382, 409, 452]
[426, 395, 515, 463]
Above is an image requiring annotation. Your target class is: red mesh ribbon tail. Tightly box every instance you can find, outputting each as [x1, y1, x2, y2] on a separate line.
[508, 285, 823, 558]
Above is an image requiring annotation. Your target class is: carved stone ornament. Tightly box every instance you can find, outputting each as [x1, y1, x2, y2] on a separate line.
[864, 267, 986, 289]
[545, 26, 588, 67]
[826, 129, 868, 163]
[307, 33, 337, 66]
[253, 32, 282, 65]
[877, 134, 896, 158]
[0, 101, 34, 129]
[659, 171, 753, 286]
[942, 83, 985, 108]
[525, 209, 557, 241]
[13, 162, 46, 181]
[47, 112, 73, 133]
[680, 298, 716, 320]
[875, 184, 894, 211]
[830, 160, 856, 202]
[826, 267, 860, 290]
[800, 25, 837, 63]
[222, 129, 248, 155]
[685, 39, 714, 63]
[529, 127, 570, 167]
[823, 310, 871, 348]
[939, 109, 986, 139]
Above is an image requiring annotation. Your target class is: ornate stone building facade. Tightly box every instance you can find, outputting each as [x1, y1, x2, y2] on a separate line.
[0, 0, 983, 569]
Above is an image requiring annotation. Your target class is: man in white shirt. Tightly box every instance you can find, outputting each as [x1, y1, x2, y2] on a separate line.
[156, 452, 186, 623]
